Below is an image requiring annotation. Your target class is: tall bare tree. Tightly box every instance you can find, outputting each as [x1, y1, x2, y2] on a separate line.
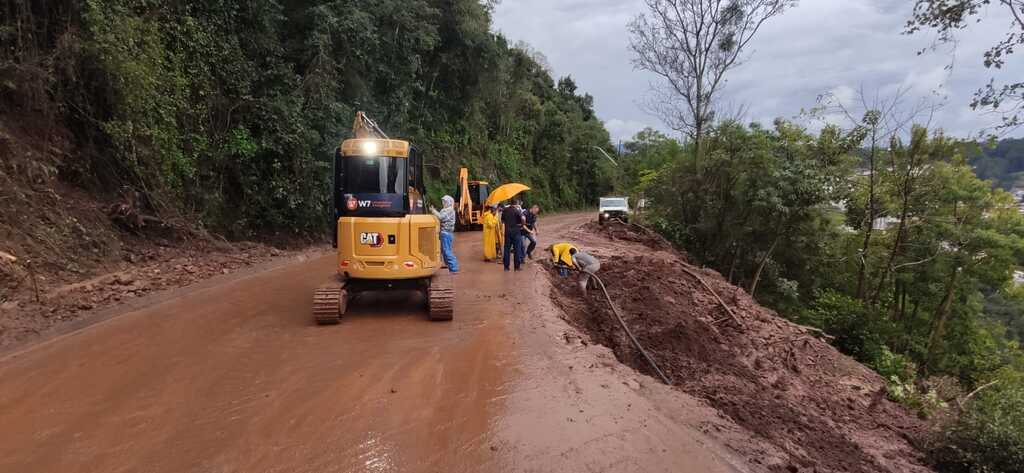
[628, 0, 794, 156]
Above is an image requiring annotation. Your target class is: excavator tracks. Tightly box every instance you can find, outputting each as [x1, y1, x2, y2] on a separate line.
[428, 272, 455, 321]
[313, 283, 346, 325]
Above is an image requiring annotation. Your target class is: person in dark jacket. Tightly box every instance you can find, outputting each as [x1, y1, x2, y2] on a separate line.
[502, 200, 526, 271]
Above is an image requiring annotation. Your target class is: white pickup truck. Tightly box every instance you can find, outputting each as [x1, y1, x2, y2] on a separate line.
[598, 197, 630, 224]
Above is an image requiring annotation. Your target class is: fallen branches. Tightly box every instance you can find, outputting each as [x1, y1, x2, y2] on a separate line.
[0, 251, 17, 263]
[678, 264, 746, 330]
[957, 380, 999, 409]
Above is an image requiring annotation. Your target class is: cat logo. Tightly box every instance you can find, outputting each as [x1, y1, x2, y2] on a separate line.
[359, 232, 383, 248]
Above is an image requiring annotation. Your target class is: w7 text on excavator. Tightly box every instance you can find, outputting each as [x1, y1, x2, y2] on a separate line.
[313, 112, 455, 324]
[455, 168, 489, 231]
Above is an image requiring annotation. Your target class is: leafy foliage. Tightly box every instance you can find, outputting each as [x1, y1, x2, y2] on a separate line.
[932, 369, 1024, 473]
[0, 0, 612, 236]
[906, 0, 1024, 133]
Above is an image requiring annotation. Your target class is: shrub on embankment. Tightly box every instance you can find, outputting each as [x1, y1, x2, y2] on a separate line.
[613, 121, 1024, 473]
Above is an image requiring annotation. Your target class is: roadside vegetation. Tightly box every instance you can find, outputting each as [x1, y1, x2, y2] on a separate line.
[617, 1, 1024, 472]
[1, 0, 612, 238]
[618, 123, 1024, 471]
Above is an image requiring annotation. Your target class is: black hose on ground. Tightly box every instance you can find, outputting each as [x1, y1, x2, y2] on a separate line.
[588, 272, 674, 386]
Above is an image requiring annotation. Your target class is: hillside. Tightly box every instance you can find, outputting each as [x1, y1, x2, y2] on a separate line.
[1, 0, 613, 238]
[970, 138, 1024, 190]
[548, 222, 933, 473]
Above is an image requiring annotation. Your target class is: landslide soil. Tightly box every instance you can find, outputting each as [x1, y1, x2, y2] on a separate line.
[547, 221, 934, 473]
[0, 212, 752, 473]
[0, 116, 298, 349]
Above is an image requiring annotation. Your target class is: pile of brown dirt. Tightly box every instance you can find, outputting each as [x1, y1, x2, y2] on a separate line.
[547, 224, 933, 473]
[0, 116, 301, 350]
[0, 240, 291, 349]
[581, 221, 676, 253]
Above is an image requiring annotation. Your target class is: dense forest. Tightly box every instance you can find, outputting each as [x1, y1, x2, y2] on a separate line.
[0, 0, 612, 237]
[618, 121, 1024, 472]
[971, 138, 1024, 191]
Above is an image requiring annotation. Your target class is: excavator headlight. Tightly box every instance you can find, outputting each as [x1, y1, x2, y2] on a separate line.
[361, 141, 378, 155]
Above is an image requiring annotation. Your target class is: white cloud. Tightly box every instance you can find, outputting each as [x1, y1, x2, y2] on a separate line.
[604, 118, 651, 143]
[493, 0, 1024, 141]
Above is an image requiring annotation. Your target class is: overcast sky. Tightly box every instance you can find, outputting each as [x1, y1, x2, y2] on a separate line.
[492, 0, 1024, 143]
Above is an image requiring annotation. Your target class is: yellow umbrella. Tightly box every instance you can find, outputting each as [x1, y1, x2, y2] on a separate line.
[485, 183, 531, 207]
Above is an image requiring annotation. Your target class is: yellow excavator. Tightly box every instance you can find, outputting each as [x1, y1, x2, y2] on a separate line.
[313, 112, 455, 324]
[455, 168, 489, 231]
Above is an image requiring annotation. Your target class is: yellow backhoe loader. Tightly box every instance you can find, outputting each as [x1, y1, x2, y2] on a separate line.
[455, 168, 489, 231]
[313, 112, 455, 324]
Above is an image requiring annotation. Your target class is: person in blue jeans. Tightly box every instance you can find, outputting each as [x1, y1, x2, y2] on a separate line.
[502, 200, 526, 271]
[431, 195, 459, 273]
[521, 204, 540, 259]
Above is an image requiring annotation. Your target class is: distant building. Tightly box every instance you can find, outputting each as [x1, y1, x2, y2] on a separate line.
[1010, 188, 1024, 215]
[872, 216, 900, 231]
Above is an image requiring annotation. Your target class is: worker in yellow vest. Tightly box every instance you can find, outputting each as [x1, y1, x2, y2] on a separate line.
[550, 242, 576, 275]
[550, 242, 600, 292]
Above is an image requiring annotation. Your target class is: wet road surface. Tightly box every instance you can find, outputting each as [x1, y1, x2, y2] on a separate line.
[0, 212, 743, 473]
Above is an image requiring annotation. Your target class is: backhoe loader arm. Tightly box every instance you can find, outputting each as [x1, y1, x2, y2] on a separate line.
[457, 168, 472, 225]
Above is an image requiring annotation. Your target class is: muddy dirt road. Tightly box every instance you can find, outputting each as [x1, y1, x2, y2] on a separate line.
[0, 212, 743, 473]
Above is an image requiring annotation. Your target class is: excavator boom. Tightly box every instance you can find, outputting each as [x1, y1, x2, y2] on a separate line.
[352, 111, 389, 139]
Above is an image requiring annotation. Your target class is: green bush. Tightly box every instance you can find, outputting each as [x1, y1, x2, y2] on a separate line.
[875, 345, 917, 382]
[799, 290, 893, 366]
[931, 370, 1024, 473]
[889, 378, 948, 418]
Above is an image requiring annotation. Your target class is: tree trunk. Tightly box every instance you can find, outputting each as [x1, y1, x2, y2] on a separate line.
[870, 142, 920, 306]
[925, 267, 961, 370]
[856, 136, 878, 301]
[748, 234, 781, 299]
[727, 246, 741, 284]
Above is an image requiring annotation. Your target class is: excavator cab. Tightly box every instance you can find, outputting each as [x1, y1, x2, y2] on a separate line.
[314, 113, 455, 324]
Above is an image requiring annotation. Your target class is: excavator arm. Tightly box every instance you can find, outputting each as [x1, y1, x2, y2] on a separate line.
[352, 111, 389, 139]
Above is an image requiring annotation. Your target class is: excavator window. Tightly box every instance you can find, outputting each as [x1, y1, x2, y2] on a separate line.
[333, 152, 409, 218]
[345, 156, 406, 194]
[468, 183, 483, 206]
[409, 147, 425, 195]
